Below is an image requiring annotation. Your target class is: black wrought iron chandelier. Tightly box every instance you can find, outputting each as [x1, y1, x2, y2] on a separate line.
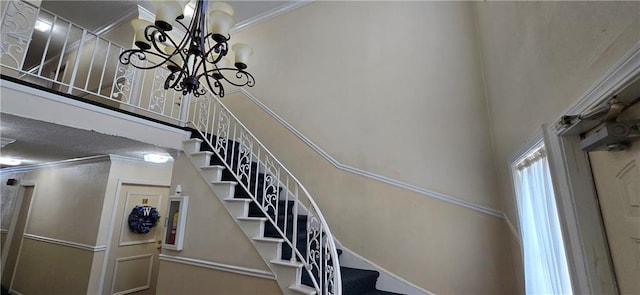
[119, 0, 254, 98]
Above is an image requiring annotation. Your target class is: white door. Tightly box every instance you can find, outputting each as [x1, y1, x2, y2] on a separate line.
[104, 183, 169, 295]
[589, 103, 640, 295]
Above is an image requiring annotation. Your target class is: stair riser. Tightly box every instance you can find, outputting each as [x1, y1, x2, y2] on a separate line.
[225, 200, 249, 218]
[200, 166, 224, 182]
[182, 139, 202, 154]
[254, 239, 283, 261]
[211, 183, 236, 200]
[238, 219, 266, 239]
[189, 152, 212, 167]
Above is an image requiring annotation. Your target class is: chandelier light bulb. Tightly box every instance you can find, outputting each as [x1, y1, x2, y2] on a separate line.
[232, 43, 253, 69]
[209, 2, 235, 16]
[208, 10, 235, 40]
[131, 19, 153, 49]
[154, 0, 183, 31]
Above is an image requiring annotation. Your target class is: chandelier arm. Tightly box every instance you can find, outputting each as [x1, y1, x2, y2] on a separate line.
[200, 56, 223, 97]
[200, 68, 255, 88]
[119, 49, 174, 70]
[165, 70, 185, 90]
[203, 38, 229, 64]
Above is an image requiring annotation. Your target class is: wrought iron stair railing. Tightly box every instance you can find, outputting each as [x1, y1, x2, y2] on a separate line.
[188, 93, 342, 294]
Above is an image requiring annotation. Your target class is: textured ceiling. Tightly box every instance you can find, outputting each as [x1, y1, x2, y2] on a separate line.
[0, 114, 179, 168]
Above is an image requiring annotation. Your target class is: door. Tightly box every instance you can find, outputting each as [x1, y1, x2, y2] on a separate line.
[105, 183, 168, 295]
[589, 102, 640, 295]
[1, 185, 34, 290]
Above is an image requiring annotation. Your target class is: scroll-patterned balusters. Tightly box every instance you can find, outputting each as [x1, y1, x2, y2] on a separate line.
[237, 131, 253, 185]
[149, 67, 170, 113]
[112, 65, 136, 104]
[0, 0, 37, 69]
[215, 109, 230, 160]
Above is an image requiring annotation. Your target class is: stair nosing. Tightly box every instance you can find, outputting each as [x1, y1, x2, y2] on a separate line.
[201, 165, 225, 170]
[271, 259, 304, 268]
[182, 138, 202, 143]
[254, 237, 284, 243]
[190, 151, 213, 155]
[211, 181, 238, 185]
[289, 283, 317, 295]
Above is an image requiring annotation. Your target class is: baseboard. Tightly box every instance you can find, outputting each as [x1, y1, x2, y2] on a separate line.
[158, 254, 275, 281]
[334, 241, 434, 295]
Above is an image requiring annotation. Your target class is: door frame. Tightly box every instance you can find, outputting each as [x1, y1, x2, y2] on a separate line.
[1, 181, 36, 290]
[97, 179, 170, 295]
[546, 42, 640, 295]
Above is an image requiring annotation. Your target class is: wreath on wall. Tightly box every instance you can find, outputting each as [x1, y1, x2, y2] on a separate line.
[128, 205, 160, 234]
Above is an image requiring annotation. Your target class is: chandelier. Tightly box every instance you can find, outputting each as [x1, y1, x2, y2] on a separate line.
[119, 0, 254, 98]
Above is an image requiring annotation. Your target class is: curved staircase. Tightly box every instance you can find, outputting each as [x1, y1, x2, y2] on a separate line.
[183, 131, 403, 295]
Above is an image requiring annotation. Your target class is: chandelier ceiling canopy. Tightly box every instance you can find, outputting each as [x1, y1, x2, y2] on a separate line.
[119, 0, 255, 98]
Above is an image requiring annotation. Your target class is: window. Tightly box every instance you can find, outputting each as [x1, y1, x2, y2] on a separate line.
[512, 141, 573, 295]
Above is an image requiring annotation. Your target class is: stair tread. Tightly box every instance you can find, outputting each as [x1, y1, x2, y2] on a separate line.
[201, 165, 225, 170]
[223, 198, 251, 203]
[254, 237, 284, 243]
[182, 138, 202, 143]
[211, 181, 237, 185]
[271, 259, 304, 268]
[341, 267, 380, 294]
[190, 151, 213, 155]
[237, 216, 267, 222]
[289, 283, 317, 295]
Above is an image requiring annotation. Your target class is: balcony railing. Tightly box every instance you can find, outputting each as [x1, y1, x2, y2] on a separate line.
[1, 1, 341, 293]
[1, 0, 185, 125]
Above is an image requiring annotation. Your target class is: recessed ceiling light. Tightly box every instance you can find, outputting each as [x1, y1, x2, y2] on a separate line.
[144, 153, 171, 163]
[0, 157, 22, 166]
[34, 20, 51, 32]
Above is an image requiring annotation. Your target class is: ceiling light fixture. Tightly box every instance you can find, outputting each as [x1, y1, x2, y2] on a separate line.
[144, 153, 171, 163]
[119, 1, 254, 98]
[0, 157, 22, 166]
[34, 19, 51, 32]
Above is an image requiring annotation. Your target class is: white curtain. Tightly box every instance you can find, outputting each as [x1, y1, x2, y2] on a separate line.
[514, 147, 573, 295]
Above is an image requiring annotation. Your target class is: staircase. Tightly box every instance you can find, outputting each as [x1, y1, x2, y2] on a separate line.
[182, 131, 403, 295]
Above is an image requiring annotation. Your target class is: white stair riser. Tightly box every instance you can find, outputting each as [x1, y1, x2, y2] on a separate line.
[238, 219, 265, 238]
[189, 152, 212, 167]
[271, 264, 303, 293]
[182, 139, 201, 154]
[201, 166, 224, 182]
[253, 239, 283, 261]
[225, 200, 249, 218]
[211, 183, 236, 200]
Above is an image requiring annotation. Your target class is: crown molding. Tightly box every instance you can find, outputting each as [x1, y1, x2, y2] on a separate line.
[0, 155, 112, 173]
[231, 1, 314, 34]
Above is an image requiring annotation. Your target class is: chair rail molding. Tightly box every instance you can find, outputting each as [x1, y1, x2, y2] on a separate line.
[158, 254, 276, 280]
[229, 88, 505, 219]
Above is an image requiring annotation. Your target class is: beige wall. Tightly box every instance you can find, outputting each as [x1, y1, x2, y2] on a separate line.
[0, 158, 111, 294]
[474, 1, 640, 292]
[231, 1, 499, 209]
[224, 1, 516, 293]
[155, 154, 280, 293]
[222, 92, 516, 294]
[157, 260, 281, 295]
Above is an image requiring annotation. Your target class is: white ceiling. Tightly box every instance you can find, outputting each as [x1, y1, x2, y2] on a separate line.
[40, 0, 292, 32]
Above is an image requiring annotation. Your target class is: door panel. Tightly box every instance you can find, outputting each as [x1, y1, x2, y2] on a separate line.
[1, 185, 34, 289]
[106, 183, 168, 295]
[589, 103, 640, 295]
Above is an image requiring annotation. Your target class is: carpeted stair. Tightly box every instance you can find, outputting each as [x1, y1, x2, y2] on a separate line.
[190, 131, 403, 295]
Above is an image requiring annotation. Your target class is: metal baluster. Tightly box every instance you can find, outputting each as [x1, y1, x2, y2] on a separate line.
[97, 41, 111, 96]
[109, 47, 124, 100]
[37, 15, 56, 76]
[67, 29, 86, 94]
[231, 124, 237, 173]
[253, 149, 260, 198]
[283, 175, 290, 251]
[319, 210, 324, 292]
[210, 99, 218, 144]
[53, 22, 72, 85]
[291, 184, 299, 263]
[84, 34, 99, 90]
[138, 62, 147, 108]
